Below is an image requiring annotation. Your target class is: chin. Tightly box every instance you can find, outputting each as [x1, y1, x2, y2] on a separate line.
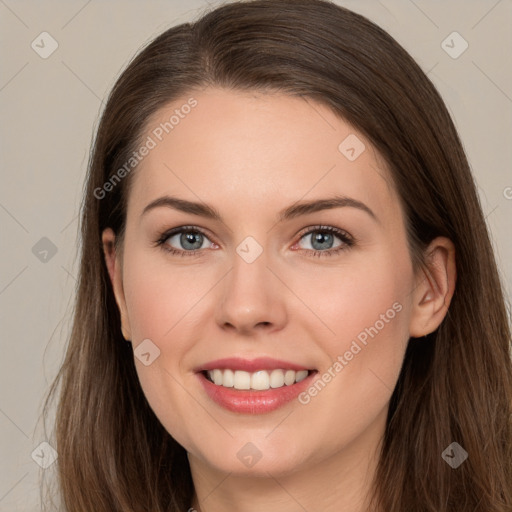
[194, 439, 313, 477]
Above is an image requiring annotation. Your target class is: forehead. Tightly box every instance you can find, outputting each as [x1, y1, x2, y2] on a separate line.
[127, 88, 398, 223]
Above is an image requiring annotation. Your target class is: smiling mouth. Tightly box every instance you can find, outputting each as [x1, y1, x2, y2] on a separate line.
[202, 368, 316, 391]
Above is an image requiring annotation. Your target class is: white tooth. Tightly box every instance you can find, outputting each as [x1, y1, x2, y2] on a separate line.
[284, 370, 296, 385]
[269, 369, 285, 388]
[251, 370, 270, 390]
[223, 369, 234, 387]
[234, 370, 251, 390]
[207, 368, 308, 389]
[213, 369, 223, 386]
[295, 370, 308, 383]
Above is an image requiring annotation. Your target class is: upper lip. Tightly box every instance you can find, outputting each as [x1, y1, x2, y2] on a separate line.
[195, 357, 314, 373]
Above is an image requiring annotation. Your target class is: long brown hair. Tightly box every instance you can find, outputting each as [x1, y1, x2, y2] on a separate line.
[41, 0, 512, 510]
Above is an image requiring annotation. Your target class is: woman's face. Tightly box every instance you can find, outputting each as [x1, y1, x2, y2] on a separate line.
[105, 88, 423, 476]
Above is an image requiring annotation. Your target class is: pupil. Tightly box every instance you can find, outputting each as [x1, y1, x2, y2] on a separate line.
[312, 232, 332, 250]
[182, 232, 202, 250]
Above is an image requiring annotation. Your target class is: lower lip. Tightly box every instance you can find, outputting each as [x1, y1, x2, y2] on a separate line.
[197, 371, 316, 414]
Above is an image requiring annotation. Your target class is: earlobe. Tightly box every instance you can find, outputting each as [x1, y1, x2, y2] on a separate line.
[409, 237, 456, 338]
[101, 228, 132, 341]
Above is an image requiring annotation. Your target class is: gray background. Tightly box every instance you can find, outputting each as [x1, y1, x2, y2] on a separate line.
[1, 0, 511, 510]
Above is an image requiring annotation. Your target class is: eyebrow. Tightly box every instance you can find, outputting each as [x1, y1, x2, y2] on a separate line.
[141, 194, 377, 223]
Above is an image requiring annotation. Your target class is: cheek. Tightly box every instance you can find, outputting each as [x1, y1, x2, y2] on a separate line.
[301, 252, 411, 345]
[300, 247, 413, 396]
[122, 245, 205, 343]
[120, 249, 206, 444]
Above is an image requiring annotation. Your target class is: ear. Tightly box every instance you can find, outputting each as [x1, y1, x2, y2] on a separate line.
[102, 228, 132, 341]
[409, 236, 456, 338]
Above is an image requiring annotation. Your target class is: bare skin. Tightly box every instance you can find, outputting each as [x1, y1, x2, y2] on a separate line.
[102, 88, 456, 512]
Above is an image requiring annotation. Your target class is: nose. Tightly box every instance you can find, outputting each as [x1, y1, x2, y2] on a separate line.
[215, 247, 287, 336]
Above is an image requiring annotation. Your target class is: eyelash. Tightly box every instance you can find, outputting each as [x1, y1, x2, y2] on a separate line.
[154, 225, 355, 258]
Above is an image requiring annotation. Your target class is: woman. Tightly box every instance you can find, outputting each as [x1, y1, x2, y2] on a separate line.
[42, 0, 512, 510]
